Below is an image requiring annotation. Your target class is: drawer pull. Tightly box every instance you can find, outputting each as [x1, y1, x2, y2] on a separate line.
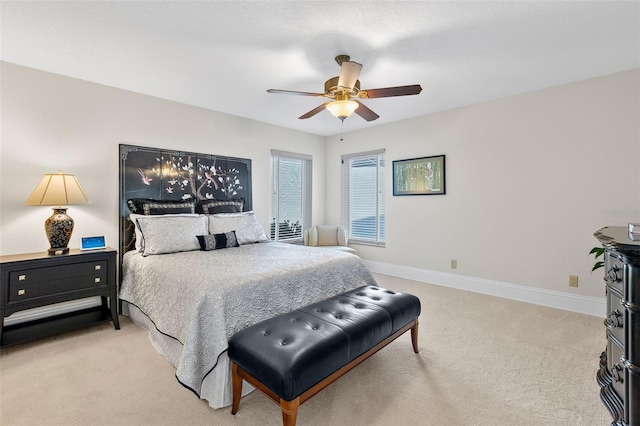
[611, 363, 623, 383]
[605, 265, 621, 284]
[95, 265, 101, 271]
[94, 277, 101, 284]
[18, 274, 26, 281]
[17, 289, 26, 296]
[606, 309, 622, 328]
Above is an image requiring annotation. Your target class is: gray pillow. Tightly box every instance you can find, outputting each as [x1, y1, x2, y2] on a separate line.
[208, 211, 269, 244]
[135, 215, 208, 256]
[130, 213, 200, 251]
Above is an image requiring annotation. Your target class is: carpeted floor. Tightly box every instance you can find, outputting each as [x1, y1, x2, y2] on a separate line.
[0, 273, 611, 425]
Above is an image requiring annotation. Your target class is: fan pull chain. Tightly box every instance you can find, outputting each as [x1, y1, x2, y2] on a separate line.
[340, 118, 345, 141]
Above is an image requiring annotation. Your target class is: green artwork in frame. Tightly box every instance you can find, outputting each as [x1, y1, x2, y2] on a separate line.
[393, 155, 446, 196]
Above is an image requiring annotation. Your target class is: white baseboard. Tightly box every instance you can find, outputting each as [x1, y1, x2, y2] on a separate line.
[363, 260, 606, 318]
[3, 297, 102, 326]
[3, 263, 605, 325]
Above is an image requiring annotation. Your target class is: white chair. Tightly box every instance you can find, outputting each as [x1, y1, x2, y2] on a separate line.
[303, 225, 356, 255]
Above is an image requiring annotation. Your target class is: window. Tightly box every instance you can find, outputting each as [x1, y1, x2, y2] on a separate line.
[341, 149, 385, 246]
[271, 150, 312, 242]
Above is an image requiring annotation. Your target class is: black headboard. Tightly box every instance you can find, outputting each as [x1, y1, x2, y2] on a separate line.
[118, 144, 253, 269]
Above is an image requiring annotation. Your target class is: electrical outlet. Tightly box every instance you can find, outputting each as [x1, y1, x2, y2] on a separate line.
[451, 259, 457, 269]
[569, 275, 579, 287]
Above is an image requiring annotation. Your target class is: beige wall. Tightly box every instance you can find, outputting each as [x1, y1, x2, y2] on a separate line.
[2, 61, 638, 309]
[0, 62, 326, 255]
[326, 68, 640, 300]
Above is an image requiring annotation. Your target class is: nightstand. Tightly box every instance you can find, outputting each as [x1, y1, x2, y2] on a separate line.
[0, 247, 119, 346]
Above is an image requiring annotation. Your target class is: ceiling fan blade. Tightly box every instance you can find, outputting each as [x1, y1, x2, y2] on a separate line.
[359, 84, 422, 99]
[267, 89, 324, 97]
[337, 61, 362, 90]
[298, 103, 329, 119]
[354, 101, 380, 121]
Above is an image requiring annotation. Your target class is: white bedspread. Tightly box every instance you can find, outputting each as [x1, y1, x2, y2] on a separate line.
[119, 242, 376, 407]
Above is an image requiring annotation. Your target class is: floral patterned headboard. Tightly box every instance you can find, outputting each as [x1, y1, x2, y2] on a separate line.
[118, 144, 253, 268]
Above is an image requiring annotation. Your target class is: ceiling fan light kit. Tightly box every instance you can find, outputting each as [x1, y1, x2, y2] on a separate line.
[326, 94, 359, 121]
[267, 55, 422, 124]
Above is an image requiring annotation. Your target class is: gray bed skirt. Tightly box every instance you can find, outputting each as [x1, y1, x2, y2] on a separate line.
[123, 302, 255, 409]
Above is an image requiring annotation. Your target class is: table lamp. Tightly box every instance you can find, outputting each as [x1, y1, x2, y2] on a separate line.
[25, 171, 89, 255]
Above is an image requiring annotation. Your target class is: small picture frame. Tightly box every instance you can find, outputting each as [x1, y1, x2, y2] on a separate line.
[393, 155, 446, 196]
[81, 236, 106, 251]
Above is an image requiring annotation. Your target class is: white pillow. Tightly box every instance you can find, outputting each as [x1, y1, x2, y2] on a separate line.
[135, 215, 208, 256]
[130, 213, 200, 251]
[208, 211, 269, 244]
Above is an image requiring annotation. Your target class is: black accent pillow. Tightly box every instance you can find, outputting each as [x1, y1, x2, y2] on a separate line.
[128, 198, 196, 215]
[196, 198, 244, 214]
[196, 231, 240, 251]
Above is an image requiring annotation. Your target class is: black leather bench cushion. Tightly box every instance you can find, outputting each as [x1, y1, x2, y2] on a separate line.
[341, 286, 422, 334]
[228, 285, 421, 402]
[299, 296, 392, 361]
[228, 310, 351, 401]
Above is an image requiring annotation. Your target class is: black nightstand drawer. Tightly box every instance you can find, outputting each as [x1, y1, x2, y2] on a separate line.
[8, 261, 107, 286]
[8, 270, 108, 302]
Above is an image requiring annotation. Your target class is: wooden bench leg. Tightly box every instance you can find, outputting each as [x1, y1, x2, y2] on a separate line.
[280, 397, 300, 426]
[231, 362, 242, 415]
[411, 319, 419, 353]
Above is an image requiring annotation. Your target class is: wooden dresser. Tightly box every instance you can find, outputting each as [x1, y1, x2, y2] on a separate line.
[595, 226, 640, 426]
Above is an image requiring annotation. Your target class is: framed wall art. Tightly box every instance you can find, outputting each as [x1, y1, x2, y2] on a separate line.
[393, 155, 445, 196]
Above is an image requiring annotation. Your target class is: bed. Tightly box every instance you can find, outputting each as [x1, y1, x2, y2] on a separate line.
[118, 144, 377, 408]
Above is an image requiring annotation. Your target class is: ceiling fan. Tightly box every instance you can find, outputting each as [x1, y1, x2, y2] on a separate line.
[267, 55, 422, 122]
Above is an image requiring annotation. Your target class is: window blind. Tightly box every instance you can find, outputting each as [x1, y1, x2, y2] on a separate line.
[271, 150, 312, 243]
[341, 149, 385, 246]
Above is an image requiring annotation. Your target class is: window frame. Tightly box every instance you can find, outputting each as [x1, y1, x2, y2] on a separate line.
[270, 150, 312, 243]
[341, 149, 385, 247]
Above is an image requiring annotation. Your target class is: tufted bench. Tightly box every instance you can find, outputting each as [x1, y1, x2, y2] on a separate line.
[228, 285, 421, 426]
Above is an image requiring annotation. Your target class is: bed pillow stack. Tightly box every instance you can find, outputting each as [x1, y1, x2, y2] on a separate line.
[127, 197, 269, 256]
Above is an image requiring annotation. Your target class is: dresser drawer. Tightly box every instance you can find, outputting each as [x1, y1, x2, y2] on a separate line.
[605, 252, 625, 295]
[7, 261, 108, 302]
[627, 262, 640, 306]
[608, 340, 626, 405]
[629, 308, 640, 370]
[605, 288, 625, 346]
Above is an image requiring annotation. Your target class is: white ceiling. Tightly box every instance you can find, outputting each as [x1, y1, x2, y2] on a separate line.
[2, 1, 639, 137]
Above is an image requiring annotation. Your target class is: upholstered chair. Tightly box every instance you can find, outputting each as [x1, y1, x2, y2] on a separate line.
[303, 225, 356, 255]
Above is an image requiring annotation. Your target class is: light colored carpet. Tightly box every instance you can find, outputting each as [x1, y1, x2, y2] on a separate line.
[1, 274, 610, 426]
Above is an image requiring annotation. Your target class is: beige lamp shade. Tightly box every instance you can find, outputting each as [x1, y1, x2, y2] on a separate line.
[25, 171, 89, 206]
